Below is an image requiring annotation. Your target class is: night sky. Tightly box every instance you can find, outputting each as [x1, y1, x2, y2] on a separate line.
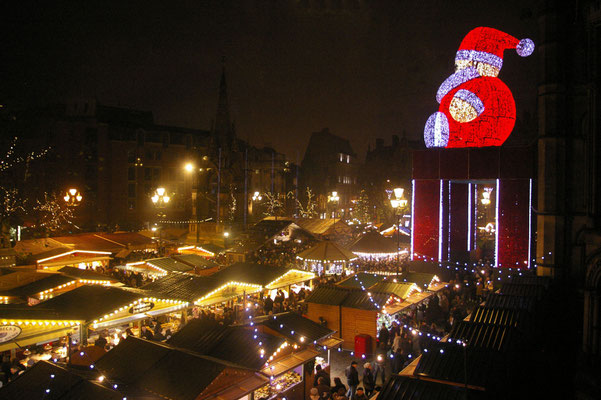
[2, 0, 538, 159]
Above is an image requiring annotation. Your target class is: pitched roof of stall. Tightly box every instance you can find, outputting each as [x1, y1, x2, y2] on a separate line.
[304, 285, 389, 311]
[171, 254, 218, 269]
[141, 272, 217, 302]
[146, 257, 195, 273]
[168, 320, 284, 370]
[0, 360, 130, 400]
[259, 312, 336, 341]
[296, 241, 357, 262]
[349, 231, 398, 254]
[211, 262, 287, 286]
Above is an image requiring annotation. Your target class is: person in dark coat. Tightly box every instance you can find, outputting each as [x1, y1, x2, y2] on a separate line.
[377, 325, 390, 350]
[314, 364, 331, 386]
[345, 361, 359, 399]
[263, 296, 273, 314]
[391, 348, 405, 374]
[361, 363, 375, 397]
[316, 377, 331, 398]
[331, 377, 346, 395]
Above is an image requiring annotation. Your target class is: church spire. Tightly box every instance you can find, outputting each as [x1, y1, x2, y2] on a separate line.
[213, 57, 234, 150]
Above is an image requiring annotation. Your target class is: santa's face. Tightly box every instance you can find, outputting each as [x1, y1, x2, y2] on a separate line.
[454, 60, 499, 77]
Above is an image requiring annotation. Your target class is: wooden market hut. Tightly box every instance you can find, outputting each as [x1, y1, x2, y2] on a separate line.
[168, 312, 341, 400]
[296, 241, 357, 275]
[304, 285, 390, 352]
[94, 336, 269, 400]
[349, 231, 400, 260]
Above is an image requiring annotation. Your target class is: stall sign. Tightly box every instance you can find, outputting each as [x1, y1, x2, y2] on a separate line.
[0, 326, 22, 344]
[129, 302, 154, 314]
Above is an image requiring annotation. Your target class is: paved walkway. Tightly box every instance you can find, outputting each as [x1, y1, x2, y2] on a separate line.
[327, 348, 393, 389]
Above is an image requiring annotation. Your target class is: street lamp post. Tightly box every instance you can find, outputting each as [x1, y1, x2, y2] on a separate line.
[151, 187, 170, 256]
[328, 191, 339, 218]
[390, 188, 408, 277]
[63, 188, 83, 207]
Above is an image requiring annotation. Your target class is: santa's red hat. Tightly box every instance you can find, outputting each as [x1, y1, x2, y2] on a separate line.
[455, 27, 534, 70]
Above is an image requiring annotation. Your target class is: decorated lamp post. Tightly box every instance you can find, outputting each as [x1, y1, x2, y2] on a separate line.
[151, 187, 170, 255]
[390, 188, 408, 277]
[328, 191, 339, 218]
[63, 189, 82, 207]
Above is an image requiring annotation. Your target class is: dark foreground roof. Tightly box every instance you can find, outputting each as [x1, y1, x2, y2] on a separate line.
[259, 311, 336, 342]
[447, 321, 518, 352]
[413, 341, 510, 389]
[377, 375, 487, 400]
[168, 320, 284, 370]
[96, 337, 266, 400]
[0, 360, 130, 400]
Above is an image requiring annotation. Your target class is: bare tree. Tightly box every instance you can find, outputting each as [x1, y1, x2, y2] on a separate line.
[292, 187, 318, 218]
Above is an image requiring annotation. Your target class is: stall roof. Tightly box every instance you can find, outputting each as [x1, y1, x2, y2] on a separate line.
[172, 254, 218, 269]
[413, 341, 508, 390]
[142, 272, 217, 303]
[96, 337, 267, 400]
[0, 273, 74, 297]
[296, 241, 357, 262]
[168, 320, 285, 370]
[259, 312, 337, 342]
[484, 293, 537, 313]
[146, 257, 195, 273]
[95, 232, 156, 249]
[499, 283, 546, 300]
[51, 234, 124, 253]
[509, 275, 551, 288]
[304, 285, 390, 311]
[338, 271, 438, 291]
[376, 375, 487, 400]
[23, 285, 146, 321]
[447, 321, 517, 352]
[338, 272, 384, 289]
[349, 231, 398, 254]
[212, 262, 288, 287]
[468, 306, 529, 329]
[58, 267, 119, 283]
[370, 282, 420, 299]
[293, 218, 350, 236]
[0, 360, 128, 400]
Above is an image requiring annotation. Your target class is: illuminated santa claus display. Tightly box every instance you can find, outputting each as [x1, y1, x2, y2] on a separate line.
[424, 27, 534, 148]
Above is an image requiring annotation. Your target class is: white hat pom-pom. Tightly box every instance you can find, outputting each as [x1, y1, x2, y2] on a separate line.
[516, 38, 535, 57]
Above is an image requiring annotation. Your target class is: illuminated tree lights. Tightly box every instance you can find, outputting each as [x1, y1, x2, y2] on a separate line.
[424, 27, 534, 148]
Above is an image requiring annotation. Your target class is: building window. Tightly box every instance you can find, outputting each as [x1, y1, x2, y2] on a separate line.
[144, 168, 152, 181]
[346, 154, 350, 163]
[127, 199, 135, 210]
[127, 151, 136, 163]
[153, 168, 161, 180]
[128, 183, 136, 198]
[338, 176, 342, 183]
[339, 153, 344, 162]
[155, 151, 161, 160]
[128, 167, 136, 181]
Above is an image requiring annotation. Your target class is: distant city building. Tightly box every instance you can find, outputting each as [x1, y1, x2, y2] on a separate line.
[6, 68, 295, 232]
[300, 128, 359, 216]
[362, 134, 423, 223]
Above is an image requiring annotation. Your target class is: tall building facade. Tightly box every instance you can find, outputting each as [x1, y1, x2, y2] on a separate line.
[535, 1, 601, 357]
[11, 100, 210, 230]
[300, 128, 359, 216]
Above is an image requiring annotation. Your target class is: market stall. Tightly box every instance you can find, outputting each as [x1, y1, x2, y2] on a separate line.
[296, 241, 358, 275]
[349, 231, 401, 260]
[304, 281, 433, 353]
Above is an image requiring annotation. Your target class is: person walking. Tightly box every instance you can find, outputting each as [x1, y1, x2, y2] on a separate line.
[352, 387, 369, 400]
[361, 363, 375, 397]
[314, 364, 331, 386]
[345, 361, 360, 399]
